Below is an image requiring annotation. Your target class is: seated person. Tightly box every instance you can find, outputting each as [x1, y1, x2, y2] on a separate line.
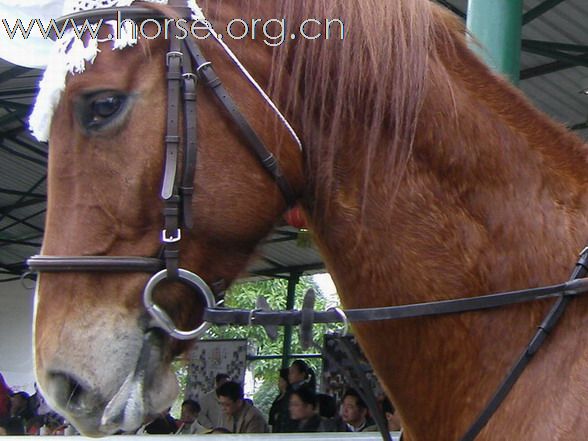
[340, 388, 375, 432]
[198, 373, 230, 429]
[382, 397, 402, 432]
[0, 417, 25, 435]
[217, 381, 268, 433]
[288, 386, 331, 432]
[317, 393, 347, 432]
[175, 399, 201, 434]
[143, 410, 177, 434]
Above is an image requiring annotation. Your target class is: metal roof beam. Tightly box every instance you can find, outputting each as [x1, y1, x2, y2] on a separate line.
[436, 0, 466, 19]
[0, 208, 45, 234]
[261, 256, 286, 269]
[250, 263, 325, 278]
[520, 59, 578, 80]
[0, 175, 47, 222]
[0, 88, 38, 98]
[0, 100, 30, 112]
[0, 108, 29, 127]
[0, 261, 25, 272]
[521, 44, 588, 69]
[2, 134, 48, 159]
[0, 189, 45, 199]
[571, 121, 588, 131]
[0, 142, 47, 167]
[0, 66, 29, 85]
[522, 40, 588, 53]
[523, 0, 568, 26]
[0, 237, 42, 247]
[0, 198, 45, 213]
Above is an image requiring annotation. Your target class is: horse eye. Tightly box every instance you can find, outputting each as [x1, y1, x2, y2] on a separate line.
[92, 96, 122, 118]
[76, 92, 130, 133]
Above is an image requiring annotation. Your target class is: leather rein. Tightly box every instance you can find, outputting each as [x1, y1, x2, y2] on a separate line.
[26, 3, 588, 441]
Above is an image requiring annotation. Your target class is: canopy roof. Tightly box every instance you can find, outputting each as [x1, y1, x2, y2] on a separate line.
[0, 0, 587, 282]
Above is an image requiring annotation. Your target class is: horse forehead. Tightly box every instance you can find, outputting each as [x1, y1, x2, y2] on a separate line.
[29, 0, 205, 142]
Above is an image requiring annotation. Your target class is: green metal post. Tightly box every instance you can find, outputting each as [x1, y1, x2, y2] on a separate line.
[281, 273, 300, 369]
[466, 0, 523, 84]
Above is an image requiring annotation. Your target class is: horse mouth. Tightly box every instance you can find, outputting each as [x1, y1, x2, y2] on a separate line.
[99, 329, 164, 433]
[45, 329, 174, 436]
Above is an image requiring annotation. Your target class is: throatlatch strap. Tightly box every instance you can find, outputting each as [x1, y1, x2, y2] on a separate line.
[180, 39, 198, 229]
[184, 37, 297, 208]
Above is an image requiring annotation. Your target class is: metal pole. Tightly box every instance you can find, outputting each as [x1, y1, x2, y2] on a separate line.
[466, 0, 523, 84]
[281, 272, 300, 369]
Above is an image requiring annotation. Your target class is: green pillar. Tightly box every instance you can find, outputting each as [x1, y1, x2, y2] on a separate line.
[466, 0, 523, 84]
[281, 273, 300, 369]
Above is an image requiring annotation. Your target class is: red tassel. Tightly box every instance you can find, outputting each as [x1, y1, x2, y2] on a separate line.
[283, 205, 307, 229]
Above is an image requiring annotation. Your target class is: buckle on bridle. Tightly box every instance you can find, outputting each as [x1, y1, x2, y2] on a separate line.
[166, 50, 184, 66]
[162, 228, 182, 243]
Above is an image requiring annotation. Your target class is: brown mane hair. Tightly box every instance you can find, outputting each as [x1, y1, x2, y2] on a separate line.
[263, 0, 587, 210]
[269, 0, 436, 208]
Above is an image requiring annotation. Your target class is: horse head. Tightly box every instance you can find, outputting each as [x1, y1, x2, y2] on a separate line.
[31, 2, 302, 435]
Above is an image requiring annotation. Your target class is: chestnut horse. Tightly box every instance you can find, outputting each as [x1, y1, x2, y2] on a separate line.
[32, 0, 588, 439]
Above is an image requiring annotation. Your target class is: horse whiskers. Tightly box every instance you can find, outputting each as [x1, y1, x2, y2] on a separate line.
[100, 330, 162, 432]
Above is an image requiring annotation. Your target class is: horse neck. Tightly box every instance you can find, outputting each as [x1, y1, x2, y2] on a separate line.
[293, 17, 588, 441]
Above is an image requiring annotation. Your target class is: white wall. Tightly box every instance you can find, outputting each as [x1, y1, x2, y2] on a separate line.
[0, 280, 35, 392]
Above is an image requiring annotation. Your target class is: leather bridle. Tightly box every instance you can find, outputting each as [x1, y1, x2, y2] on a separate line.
[25, 2, 588, 441]
[28, 1, 298, 339]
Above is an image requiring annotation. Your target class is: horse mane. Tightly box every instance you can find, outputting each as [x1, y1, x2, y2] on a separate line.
[270, 0, 438, 208]
[201, 0, 588, 210]
[270, 0, 588, 203]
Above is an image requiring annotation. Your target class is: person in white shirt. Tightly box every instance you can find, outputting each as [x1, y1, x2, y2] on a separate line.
[197, 373, 230, 429]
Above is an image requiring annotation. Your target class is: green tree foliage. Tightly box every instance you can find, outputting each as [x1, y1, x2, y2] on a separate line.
[207, 276, 337, 381]
[172, 275, 339, 418]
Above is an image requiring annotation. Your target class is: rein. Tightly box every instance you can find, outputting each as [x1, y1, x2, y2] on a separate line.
[25, 2, 588, 440]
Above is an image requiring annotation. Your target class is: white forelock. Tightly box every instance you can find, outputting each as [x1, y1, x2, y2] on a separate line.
[28, 0, 205, 142]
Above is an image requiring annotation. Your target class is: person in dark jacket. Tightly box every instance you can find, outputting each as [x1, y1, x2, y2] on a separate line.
[0, 417, 25, 435]
[288, 386, 331, 432]
[0, 373, 11, 421]
[268, 368, 293, 433]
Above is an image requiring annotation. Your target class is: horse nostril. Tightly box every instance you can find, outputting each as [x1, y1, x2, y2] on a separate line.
[47, 371, 91, 411]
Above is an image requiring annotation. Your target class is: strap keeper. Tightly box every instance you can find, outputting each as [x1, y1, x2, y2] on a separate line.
[162, 229, 182, 243]
[262, 154, 278, 172]
[180, 186, 194, 197]
[167, 71, 182, 80]
[165, 135, 180, 144]
[164, 206, 179, 216]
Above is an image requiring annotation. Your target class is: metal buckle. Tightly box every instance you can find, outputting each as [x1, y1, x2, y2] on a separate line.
[182, 72, 197, 81]
[196, 61, 212, 75]
[143, 269, 216, 340]
[330, 307, 350, 336]
[166, 51, 183, 66]
[162, 229, 181, 243]
[248, 308, 262, 326]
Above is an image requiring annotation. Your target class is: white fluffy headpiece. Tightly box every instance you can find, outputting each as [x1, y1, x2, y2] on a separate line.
[22, 0, 205, 141]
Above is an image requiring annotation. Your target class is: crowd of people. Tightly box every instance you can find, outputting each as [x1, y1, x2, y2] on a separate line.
[175, 360, 402, 435]
[0, 373, 71, 436]
[0, 362, 402, 436]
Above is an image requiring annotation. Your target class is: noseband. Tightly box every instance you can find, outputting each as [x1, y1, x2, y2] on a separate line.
[25, 3, 588, 441]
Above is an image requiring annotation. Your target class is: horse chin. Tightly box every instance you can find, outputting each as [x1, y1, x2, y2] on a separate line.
[98, 330, 179, 435]
[42, 330, 179, 437]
